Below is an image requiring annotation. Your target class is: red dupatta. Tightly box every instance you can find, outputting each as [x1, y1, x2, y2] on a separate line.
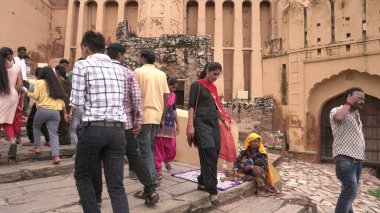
[198, 79, 237, 162]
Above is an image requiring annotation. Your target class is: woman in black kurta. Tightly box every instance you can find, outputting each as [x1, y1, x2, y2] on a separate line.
[187, 62, 229, 206]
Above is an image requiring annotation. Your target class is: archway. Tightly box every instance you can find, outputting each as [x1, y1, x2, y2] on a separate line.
[320, 93, 380, 165]
[307, 69, 380, 165]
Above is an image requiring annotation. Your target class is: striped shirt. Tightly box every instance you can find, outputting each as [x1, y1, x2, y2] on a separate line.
[111, 60, 143, 130]
[69, 53, 126, 123]
[329, 105, 366, 160]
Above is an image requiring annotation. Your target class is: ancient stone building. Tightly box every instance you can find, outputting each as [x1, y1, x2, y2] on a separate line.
[3, 0, 380, 163]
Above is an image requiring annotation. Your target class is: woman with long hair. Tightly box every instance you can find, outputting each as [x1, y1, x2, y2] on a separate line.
[154, 77, 179, 175]
[55, 65, 71, 145]
[0, 47, 23, 162]
[186, 62, 236, 206]
[22, 66, 68, 164]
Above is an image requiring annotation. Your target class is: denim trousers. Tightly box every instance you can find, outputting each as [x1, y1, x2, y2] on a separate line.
[33, 108, 60, 157]
[136, 124, 159, 181]
[26, 103, 49, 143]
[74, 125, 128, 213]
[335, 160, 363, 213]
[69, 108, 83, 146]
[125, 129, 155, 194]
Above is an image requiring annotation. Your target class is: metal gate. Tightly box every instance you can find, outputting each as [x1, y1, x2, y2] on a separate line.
[320, 94, 380, 165]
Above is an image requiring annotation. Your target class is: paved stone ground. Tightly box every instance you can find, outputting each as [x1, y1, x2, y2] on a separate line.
[277, 158, 380, 213]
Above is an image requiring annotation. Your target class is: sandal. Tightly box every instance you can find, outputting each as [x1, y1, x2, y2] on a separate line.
[164, 162, 172, 172]
[209, 195, 220, 206]
[30, 147, 41, 154]
[8, 143, 18, 163]
[53, 156, 61, 165]
[134, 190, 145, 200]
[145, 191, 159, 207]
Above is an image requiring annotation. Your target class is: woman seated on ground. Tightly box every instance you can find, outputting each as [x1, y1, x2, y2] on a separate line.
[233, 133, 281, 195]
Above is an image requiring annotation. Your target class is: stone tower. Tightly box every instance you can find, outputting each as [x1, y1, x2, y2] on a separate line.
[137, 0, 184, 37]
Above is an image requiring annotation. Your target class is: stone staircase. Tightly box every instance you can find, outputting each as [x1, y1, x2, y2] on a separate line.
[0, 128, 76, 184]
[0, 130, 317, 212]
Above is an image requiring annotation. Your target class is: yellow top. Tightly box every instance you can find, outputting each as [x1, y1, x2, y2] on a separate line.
[27, 80, 65, 111]
[134, 64, 170, 124]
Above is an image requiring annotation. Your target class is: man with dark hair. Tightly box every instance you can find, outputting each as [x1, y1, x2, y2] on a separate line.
[133, 49, 169, 184]
[106, 43, 159, 207]
[14, 47, 30, 117]
[59, 58, 69, 69]
[329, 87, 366, 213]
[70, 31, 129, 213]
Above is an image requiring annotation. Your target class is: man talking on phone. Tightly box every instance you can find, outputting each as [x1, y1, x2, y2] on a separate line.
[329, 87, 366, 213]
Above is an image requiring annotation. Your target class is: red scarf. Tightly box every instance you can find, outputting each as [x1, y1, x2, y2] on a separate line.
[198, 79, 230, 122]
[198, 79, 236, 162]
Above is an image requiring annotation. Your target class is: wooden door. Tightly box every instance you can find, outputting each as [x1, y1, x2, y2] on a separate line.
[320, 94, 380, 165]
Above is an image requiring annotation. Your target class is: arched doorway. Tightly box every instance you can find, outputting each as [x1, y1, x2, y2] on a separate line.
[320, 93, 380, 165]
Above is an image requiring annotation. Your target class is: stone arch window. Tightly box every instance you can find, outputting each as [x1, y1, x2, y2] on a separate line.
[125, 1, 138, 33]
[205, 1, 215, 46]
[260, 0, 271, 44]
[84, 1, 98, 31]
[186, 1, 198, 35]
[223, 1, 234, 47]
[104, 1, 118, 45]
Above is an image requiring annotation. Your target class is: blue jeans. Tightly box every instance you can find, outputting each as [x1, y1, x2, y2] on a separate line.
[69, 108, 83, 146]
[335, 160, 362, 213]
[74, 125, 128, 213]
[33, 108, 60, 157]
[136, 124, 159, 181]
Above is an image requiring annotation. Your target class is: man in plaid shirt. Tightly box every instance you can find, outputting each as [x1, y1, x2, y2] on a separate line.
[105, 43, 160, 207]
[70, 31, 129, 213]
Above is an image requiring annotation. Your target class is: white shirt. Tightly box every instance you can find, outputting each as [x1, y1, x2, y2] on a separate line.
[329, 105, 366, 160]
[70, 53, 126, 123]
[13, 56, 29, 81]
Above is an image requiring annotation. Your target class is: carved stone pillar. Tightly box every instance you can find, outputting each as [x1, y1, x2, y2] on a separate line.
[64, 0, 74, 59]
[117, 0, 127, 23]
[251, 0, 263, 98]
[213, 0, 224, 94]
[75, 0, 85, 59]
[232, 0, 244, 99]
[96, 0, 105, 32]
[197, 0, 206, 35]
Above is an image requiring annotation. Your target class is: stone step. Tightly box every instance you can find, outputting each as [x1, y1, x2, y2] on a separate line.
[0, 142, 282, 187]
[207, 196, 307, 213]
[0, 158, 74, 184]
[0, 156, 290, 213]
[0, 142, 75, 164]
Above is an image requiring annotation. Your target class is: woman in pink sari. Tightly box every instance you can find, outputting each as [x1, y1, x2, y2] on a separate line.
[154, 77, 180, 175]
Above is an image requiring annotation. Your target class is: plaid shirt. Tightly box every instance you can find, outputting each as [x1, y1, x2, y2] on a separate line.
[111, 60, 143, 130]
[330, 106, 366, 160]
[70, 54, 126, 123]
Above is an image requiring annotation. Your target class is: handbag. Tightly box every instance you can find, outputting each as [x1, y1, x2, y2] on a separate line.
[187, 82, 200, 148]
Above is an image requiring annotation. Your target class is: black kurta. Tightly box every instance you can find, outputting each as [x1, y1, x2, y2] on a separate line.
[188, 81, 220, 149]
[188, 81, 220, 195]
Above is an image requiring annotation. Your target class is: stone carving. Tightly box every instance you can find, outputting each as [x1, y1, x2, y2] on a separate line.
[151, 18, 164, 36]
[137, 19, 146, 35]
[171, 20, 181, 34]
[171, 0, 181, 21]
[151, 0, 164, 17]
